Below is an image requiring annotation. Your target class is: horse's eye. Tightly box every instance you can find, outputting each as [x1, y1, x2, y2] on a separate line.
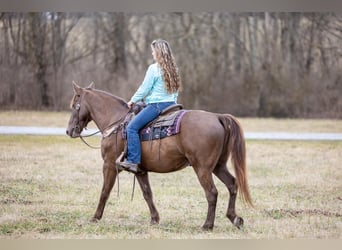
[75, 103, 80, 110]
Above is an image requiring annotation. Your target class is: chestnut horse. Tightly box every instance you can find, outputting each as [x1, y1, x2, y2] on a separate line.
[66, 82, 253, 230]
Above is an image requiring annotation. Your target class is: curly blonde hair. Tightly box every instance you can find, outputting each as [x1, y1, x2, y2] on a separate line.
[151, 39, 182, 94]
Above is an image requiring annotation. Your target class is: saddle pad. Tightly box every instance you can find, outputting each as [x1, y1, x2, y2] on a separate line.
[122, 110, 187, 141]
[140, 110, 187, 141]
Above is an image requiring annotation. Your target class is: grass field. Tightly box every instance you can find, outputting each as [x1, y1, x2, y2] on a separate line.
[0, 111, 341, 238]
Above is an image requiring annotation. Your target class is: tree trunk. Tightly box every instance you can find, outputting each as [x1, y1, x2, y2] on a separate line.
[29, 13, 50, 107]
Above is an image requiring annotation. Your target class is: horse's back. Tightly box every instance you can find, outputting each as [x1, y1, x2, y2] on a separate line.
[181, 110, 225, 137]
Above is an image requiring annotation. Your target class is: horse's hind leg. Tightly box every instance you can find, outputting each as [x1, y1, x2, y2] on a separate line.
[136, 173, 160, 225]
[92, 161, 117, 222]
[213, 163, 244, 229]
[193, 167, 218, 231]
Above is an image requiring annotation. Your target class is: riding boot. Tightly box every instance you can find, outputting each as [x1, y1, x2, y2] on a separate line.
[116, 159, 145, 174]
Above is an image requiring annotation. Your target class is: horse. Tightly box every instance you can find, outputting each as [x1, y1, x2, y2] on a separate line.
[66, 82, 253, 231]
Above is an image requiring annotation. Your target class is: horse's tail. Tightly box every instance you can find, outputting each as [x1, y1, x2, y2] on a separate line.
[218, 114, 253, 207]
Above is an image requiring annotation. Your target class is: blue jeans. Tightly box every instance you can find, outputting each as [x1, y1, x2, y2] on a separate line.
[126, 102, 175, 164]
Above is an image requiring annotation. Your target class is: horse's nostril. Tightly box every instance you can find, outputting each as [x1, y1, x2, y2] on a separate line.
[66, 130, 69, 135]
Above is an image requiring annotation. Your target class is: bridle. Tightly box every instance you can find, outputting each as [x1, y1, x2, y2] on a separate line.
[71, 94, 130, 149]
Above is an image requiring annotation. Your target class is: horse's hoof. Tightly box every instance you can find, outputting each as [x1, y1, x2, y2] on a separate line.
[150, 219, 159, 225]
[201, 224, 214, 231]
[91, 217, 99, 223]
[233, 216, 244, 229]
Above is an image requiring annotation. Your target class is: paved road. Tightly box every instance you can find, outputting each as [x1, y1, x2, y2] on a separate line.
[0, 126, 100, 137]
[1, 126, 342, 141]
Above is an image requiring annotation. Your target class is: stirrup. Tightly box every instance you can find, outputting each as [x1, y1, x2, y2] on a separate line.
[115, 151, 126, 167]
[115, 152, 145, 174]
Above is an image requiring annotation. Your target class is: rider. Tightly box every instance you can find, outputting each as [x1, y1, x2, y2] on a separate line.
[117, 39, 182, 174]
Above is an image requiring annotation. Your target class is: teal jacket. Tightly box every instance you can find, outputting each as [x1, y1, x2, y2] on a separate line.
[130, 63, 178, 104]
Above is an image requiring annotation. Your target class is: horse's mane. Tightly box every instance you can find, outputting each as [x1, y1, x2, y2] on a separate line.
[91, 88, 128, 108]
[70, 87, 128, 109]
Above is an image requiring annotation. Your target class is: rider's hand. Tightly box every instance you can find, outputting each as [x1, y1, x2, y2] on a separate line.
[127, 101, 134, 110]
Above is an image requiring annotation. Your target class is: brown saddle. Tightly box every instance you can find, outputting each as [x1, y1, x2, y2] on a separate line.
[102, 101, 184, 138]
[132, 100, 183, 116]
[131, 101, 184, 129]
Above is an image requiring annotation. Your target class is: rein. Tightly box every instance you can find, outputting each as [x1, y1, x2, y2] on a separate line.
[76, 106, 130, 149]
[79, 134, 101, 149]
[72, 94, 137, 200]
[78, 118, 124, 149]
[79, 128, 102, 149]
[77, 110, 136, 199]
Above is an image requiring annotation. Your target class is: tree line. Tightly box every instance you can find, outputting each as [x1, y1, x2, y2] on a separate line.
[0, 12, 341, 118]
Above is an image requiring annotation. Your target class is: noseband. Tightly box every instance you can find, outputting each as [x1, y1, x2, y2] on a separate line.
[72, 96, 90, 135]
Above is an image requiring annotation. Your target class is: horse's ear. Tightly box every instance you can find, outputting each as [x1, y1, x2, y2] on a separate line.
[72, 81, 81, 95]
[88, 82, 95, 89]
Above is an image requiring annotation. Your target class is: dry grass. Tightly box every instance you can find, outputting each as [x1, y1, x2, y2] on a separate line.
[0, 111, 71, 127]
[0, 134, 341, 239]
[0, 111, 341, 238]
[239, 117, 342, 133]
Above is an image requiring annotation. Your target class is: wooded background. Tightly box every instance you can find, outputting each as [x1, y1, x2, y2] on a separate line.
[0, 12, 341, 118]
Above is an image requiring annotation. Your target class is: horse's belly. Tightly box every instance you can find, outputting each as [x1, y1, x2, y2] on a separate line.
[140, 138, 188, 173]
[142, 159, 189, 173]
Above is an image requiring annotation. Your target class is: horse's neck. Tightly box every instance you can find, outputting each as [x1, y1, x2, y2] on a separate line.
[88, 92, 128, 132]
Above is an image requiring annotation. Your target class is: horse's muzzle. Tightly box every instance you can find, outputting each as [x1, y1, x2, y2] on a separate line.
[66, 129, 72, 137]
[66, 128, 79, 138]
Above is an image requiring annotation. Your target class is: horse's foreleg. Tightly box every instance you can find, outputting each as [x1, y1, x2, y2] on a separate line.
[92, 161, 117, 222]
[213, 164, 244, 229]
[193, 168, 218, 231]
[135, 173, 160, 225]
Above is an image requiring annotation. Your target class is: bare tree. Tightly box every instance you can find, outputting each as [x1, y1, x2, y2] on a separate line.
[95, 12, 127, 79]
[0, 12, 341, 117]
[49, 12, 82, 109]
